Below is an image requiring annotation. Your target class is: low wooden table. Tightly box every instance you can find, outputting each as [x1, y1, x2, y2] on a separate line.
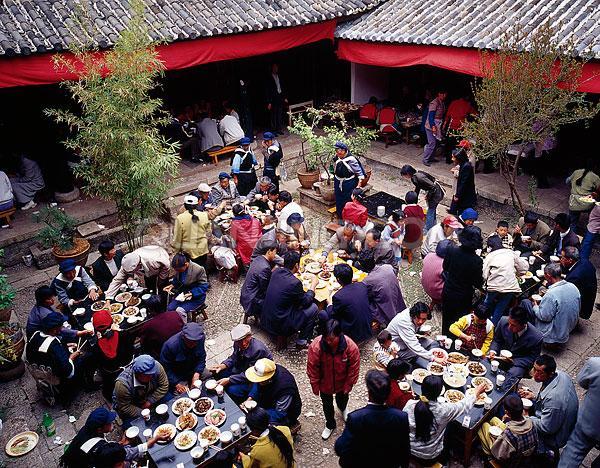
[362, 192, 405, 225]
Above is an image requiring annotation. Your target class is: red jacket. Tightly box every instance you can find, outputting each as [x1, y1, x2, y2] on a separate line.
[230, 215, 262, 265]
[307, 335, 360, 395]
[342, 201, 368, 228]
[386, 380, 413, 410]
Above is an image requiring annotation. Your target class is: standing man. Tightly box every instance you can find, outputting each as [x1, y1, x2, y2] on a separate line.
[333, 141, 366, 222]
[400, 164, 445, 230]
[261, 132, 283, 190]
[422, 90, 447, 166]
[231, 137, 258, 197]
[266, 63, 287, 135]
[363, 263, 407, 327]
[307, 319, 360, 440]
[561, 246, 597, 319]
[240, 242, 277, 321]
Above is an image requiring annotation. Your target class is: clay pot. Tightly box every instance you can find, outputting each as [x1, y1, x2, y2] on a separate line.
[0, 322, 25, 382]
[318, 181, 336, 203]
[297, 169, 320, 190]
[52, 237, 91, 267]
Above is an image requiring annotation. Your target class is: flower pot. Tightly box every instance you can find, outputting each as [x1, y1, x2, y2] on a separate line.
[0, 360, 25, 382]
[297, 169, 320, 190]
[317, 181, 336, 203]
[0, 308, 12, 322]
[0, 322, 25, 382]
[52, 237, 90, 267]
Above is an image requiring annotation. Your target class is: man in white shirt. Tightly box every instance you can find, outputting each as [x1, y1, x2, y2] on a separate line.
[276, 190, 303, 236]
[421, 215, 460, 257]
[218, 113, 245, 146]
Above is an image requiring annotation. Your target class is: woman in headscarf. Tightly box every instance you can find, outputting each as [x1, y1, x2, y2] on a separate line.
[333, 142, 366, 222]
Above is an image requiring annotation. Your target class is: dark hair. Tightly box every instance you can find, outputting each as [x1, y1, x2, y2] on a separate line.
[171, 252, 188, 268]
[474, 303, 491, 321]
[415, 375, 443, 441]
[247, 408, 294, 468]
[409, 302, 431, 320]
[405, 191, 418, 204]
[377, 329, 392, 345]
[523, 211, 539, 224]
[390, 210, 404, 223]
[487, 235, 503, 251]
[400, 164, 416, 176]
[367, 229, 381, 241]
[365, 370, 391, 404]
[497, 220, 509, 229]
[98, 240, 115, 256]
[35, 285, 55, 305]
[535, 354, 557, 374]
[554, 213, 570, 230]
[232, 204, 245, 216]
[268, 187, 279, 197]
[283, 251, 300, 270]
[454, 147, 469, 164]
[458, 225, 483, 251]
[509, 306, 529, 325]
[333, 263, 353, 286]
[279, 191, 292, 203]
[352, 187, 365, 202]
[324, 319, 342, 338]
[387, 359, 411, 380]
[184, 202, 199, 223]
[504, 393, 524, 421]
[146, 295, 163, 315]
[575, 159, 595, 187]
[261, 241, 278, 254]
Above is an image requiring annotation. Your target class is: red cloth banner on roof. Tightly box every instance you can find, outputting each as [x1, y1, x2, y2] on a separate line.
[337, 40, 600, 94]
[0, 20, 336, 88]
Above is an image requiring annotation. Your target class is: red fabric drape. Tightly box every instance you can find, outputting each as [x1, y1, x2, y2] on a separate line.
[337, 40, 600, 94]
[0, 20, 336, 88]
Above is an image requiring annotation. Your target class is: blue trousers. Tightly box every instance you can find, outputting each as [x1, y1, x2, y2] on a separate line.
[558, 423, 600, 468]
[422, 128, 437, 164]
[485, 291, 515, 325]
[425, 199, 440, 231]
[215, 368, 252, 402]
[580, 229, 599, 260]
[168, 298, 205, 313]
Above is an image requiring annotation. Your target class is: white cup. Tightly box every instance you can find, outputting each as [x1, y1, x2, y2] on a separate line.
[143, 428, 153, 439]
[141, 408, 151, 421]
[199, 438, 209, 449]
[529, 256, 536, 265]
[216, 385, 224, 396]
[377, 205, 385, 217]
[496, 374, 506, 388]
[550, 255, 560, 262]
[491, 360, 499, 372]
[231, 423, 241, 437]
[455, 339, 463, 351]
[238, 416, 247, 430]
[188, 388, 201, 400]
[125, 426, 139, 439]
[521, 398, 533, 410]
[193, 380, 203, 390]
[436, 335, 447, 343]
[484, 397, 493, 410]
[444, 338, 452, 350]
[347, 260, 353, 268]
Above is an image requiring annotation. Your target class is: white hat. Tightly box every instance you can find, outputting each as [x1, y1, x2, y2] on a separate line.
[230, 324, 251, 341]
[197, 183, 211, 193]
[121, 252, 141, 273]
[184, 194, 199, 205]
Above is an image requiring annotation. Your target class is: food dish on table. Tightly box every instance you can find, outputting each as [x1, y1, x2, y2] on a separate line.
[153, 424, 176, 442]
[467, 361, 487, 376]
[318, 271, 331, 280]
[122, 306, 139, 317]
[444, 389, 465, 403]
[5, 431, 39, 457]
[172, 397, 194, 415]
[443, 373, 467, 388]
[115, 292, 133, 303]
[91, 300, 109, 311]
[427, 362, 445, 375]
[431, 348, 449, 360]
[315, 280, 328, 289]
[305, 263, 321, 274]
[174, 430, 197, 450]
[126, 296, 141, 307]
[466, 387, 487, 405]
[193, 397, 214, 415]
[412, 368, 430, 384]
[448, 364, 469, 377]
[112, 314, 124, 324]
[472, 377, 494, 392]
[198, 426, 221, 445]
[204, 409, 227, 427]
[448, 352, 468, 364]
[176, 412, 198, 431]
[110, 303, 123, 314]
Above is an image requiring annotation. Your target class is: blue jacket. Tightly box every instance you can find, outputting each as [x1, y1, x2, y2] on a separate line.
[335, 403, 410, 468]
[490, 317, 543, 375]
[533, 280, 580, 344]
[221, 338, 272, 385]
[565, 259, 597, 319]
[240, 255, 272, 317]
[159, 331, 206, 387]
[26, 305, 76, 342]
[329, 282, 373, 343]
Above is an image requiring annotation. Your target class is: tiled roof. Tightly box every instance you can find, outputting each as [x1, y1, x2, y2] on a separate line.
[0, 0, 383, 57]
[335, 0, 600, 59]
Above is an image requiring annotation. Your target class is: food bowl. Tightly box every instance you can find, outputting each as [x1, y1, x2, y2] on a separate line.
[500, 350, 513, 359]
[142, 294, 151, 301]
[188, 388, 201, 399]
[125, 426, 139, 439]
[419, 324, 432, 334]
[521, 398, 533, 410]
[205, 379, 218, 391]
[531, 294, 542, 302]
[156, 404, 169, 417]
[489, 426, 503, 437]
[471, 349, 483, 359]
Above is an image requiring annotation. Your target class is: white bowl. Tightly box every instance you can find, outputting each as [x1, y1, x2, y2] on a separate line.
[127, 316, 137, 324]
[205, 379, 218, 391]
[156, 404, 168, 415]
[531, 294, 543, 302]
[471, 349, 483, 358]
[125, 426, 139, 439]
[550, 255, 560, 263]
[219, 431, 233, 444]
[521, 398, 533, 409]
[188, 388, 201, 399]
[142, 294, 151, 301]
[73, 307, 86, 316]
[500, 350, 513, 359]
[419, 324, 432, 333]
[489, 426, 503, 437]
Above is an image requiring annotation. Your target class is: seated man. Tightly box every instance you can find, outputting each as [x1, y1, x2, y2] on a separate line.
[51, 259, 99, 313]
[247, 176, 276, 211]
[321, 223, 365, 261]
[250, 226, 287, 266]
[325, 263, 372, 343]
[138, 295, 184, 359]
[562, 246, 597, 319]
[420, 215, 461, 258]
[532, 262, 580, 347]
[209, 324, 272, 401]
[0, 170, 14, 226]
[512, 211, 551, 254]
[160, 322, 208, 395]
[449, 303, 494, 355]
[518, 355, 578, 454]
[113, 355, 169, 426]
[286, 212, 310, 251]
[209, 172, 242, 206]
[261, 251, 319, 348]
[541, 212, 580, 257]
[218, 110, 245, 146]
[9, 155, 45, 211]
[276, 191, 303, 236]
[488, 307, 543, 388]
[244, 358, 302, 425]
[386, 302, 446, 369]
[164, 253, 209, 316]
[89, 240, 124, 292]
[363, 263, 407, 326]
[334, 370, 410, 468]
[25, 312, 84, 402]
[365, 229, 398, 274]
[240, 242, 277, 320]
[478, 394, 538, 462]
[196, 112, 224, 155]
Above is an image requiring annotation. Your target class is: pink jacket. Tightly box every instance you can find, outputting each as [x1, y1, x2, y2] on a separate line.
[421, 252, 444, 302]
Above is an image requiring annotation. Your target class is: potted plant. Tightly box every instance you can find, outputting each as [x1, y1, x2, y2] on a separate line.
[35, 206, 90, 266]
[0, 322, 25, 382]
[0, 251, 15, 322]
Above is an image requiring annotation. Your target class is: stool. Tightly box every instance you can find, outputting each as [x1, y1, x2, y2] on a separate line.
[0, 206, 16, 227]
[325, 222, 341, 235]
[289, 421, 301, 435]
[189, 303, 208, 322]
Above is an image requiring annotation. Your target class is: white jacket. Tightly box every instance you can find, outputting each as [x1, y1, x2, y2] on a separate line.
[483, 248, 528, 293]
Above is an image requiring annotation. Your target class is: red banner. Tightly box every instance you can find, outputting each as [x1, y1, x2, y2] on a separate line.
[337, 40, 600, 94]
[0, 20, 336, 88]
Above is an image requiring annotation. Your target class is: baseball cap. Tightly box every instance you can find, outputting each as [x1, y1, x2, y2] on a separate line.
[442, 215, 462, 229]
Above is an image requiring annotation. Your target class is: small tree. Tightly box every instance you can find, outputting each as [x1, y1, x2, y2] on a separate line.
[46, 0, 180, 249]
[289, 108, 376, 183]
[463, 23, 599, 212]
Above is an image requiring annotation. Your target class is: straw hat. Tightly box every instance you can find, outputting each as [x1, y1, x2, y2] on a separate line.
[245, 358, 276, 383]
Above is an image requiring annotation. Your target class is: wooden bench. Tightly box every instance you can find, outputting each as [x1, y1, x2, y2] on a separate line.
[327, 206, 337, 222]
[0, 206, 16, 227]
[207, 145, 237, 165]
[287, 100, 314, 126]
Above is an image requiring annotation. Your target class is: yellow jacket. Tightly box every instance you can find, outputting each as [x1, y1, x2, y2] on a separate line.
[449, 314, 494, 354]
[172, 210, 211, 259]
[241, 426, 295, 468]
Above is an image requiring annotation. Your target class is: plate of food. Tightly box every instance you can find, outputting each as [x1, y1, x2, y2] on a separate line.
[443, 373, 467, 388]
[466, 387, 487, 405]
[431, 348, 449, 360]
[305, 263, 321, 274]
[447, 352, 468, 365]
[176, 412, 198, 431]
[467, 361, 487, 377]
[427, 362, 445, 376]
[126, 296, 141, 307]
[448, 363, 469, 377]
[115, 292, 133, 303]
[91, 300, 109, 312]
[5, 431, 39, 457]
[110, 303, 123, 314]
[112, 314, 124, 325]
[471, 376, 494, 393]
[318, 271, 332, 280]
[172, 397, 194, 415]
[315, 280, 328, 289]
[193, 397, 214, 416]
[444, 389, 465, 403]
[198, 425, 221, 445]
[122, 306, 139, 317]
[174, 430, 197, 451]
[579, 195, 595, 203]
[204, 408, 227, 427]
[520, 271, 534, 279]
[153, 424, 176, 443]
[412, 368, 430, 384]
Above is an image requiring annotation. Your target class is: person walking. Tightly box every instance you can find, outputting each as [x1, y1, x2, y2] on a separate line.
[422, 90, 447, 166]
[307, 319, 360, 440]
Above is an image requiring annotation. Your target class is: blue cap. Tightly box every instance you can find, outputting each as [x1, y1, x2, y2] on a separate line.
[287, 213, 304, 225]
[182, 322, 204, 341]
[240, 137, 252, 145]
[460, 208, 479, 221]
[263, 132, 275, 140]
[86, 407, 117, 429]
[41, 311, 65, 330]
[132, 354, 159, 375]
[218, 172, 231, 180]
[334, 141, 349, 151]
[58, 259, 76, 273]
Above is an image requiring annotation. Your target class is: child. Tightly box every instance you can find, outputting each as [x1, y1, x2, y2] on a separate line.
[449, 303, 494, 354]
[402, 191, 425, 264]
[492, 220, 514, 249]
[373, 329, 400, 370]
[386, 358, 413, 410]
[381, 211, 405, 264]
